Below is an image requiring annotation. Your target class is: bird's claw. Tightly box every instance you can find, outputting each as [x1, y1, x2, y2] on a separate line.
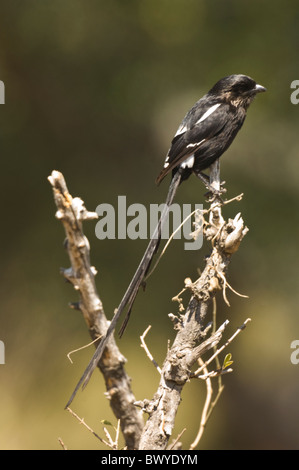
[204, 182, 226, 203]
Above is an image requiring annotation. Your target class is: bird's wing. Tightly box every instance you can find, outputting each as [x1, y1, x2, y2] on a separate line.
[156, 102, 228, 185]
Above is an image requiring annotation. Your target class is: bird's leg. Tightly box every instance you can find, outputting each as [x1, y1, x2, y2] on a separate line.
[196, 171, 210, 186]
[196, 171, 226, 200]
[207, 160, 226, 203]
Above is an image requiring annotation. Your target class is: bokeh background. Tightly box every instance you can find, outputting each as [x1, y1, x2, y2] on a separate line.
[1, 0, 299, 450]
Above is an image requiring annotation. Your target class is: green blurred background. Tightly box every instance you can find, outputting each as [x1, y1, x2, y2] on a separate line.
[0, 0, 299, 450]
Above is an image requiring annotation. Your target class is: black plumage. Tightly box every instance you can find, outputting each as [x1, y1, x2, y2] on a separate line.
[157, 74, 266, 185]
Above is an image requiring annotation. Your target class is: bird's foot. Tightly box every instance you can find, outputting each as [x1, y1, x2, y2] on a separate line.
[204, 181, 227, 203]
[196, 171, 226, 203]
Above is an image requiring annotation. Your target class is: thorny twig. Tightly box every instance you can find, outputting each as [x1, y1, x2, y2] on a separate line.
[66, 407, 113, 448]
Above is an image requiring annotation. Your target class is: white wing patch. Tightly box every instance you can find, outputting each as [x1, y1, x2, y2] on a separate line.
[163, 103, 221, 171]
[196, 103, 221, 125]
[163, 155, 170, 168]
[174, 123, 188, 137]
[180, 154, 195, 169]
[186, 139, 205, 149]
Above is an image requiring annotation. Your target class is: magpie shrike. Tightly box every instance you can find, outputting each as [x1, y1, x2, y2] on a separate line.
[66, 74, 266, 407]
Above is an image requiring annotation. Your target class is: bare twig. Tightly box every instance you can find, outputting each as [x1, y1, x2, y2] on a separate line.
[66, 407, 112, 448]
[145, 207, 206, 280]
[67, 336, 101, 364]
[168, 427, 187, 450]
[102, 420, 121, 450]
[192, 318, 251, 377]
[140, 326, 162, 374]
[189, 358, 213, 450]
[58, 437, 67, 450]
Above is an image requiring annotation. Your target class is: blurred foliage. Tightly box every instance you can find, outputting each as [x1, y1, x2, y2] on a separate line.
[0, 0, 299, 450]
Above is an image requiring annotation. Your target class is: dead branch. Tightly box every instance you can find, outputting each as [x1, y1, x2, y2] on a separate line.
[138, 161, 249, 450]
[48, 170, 143, 450]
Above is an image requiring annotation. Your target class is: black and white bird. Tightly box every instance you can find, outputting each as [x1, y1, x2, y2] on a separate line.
[66, 74, 266, 407]
[156, 74, 266, 186]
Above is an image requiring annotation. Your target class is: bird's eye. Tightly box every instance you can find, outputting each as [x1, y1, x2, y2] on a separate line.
[233, 80, 255, 93]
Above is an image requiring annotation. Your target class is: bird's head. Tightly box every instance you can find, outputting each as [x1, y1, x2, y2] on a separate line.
[209, 74, 266, 108]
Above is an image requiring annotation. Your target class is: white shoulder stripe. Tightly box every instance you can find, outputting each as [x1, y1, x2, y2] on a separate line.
[174, 123, 188, 137]
[196, 103, 221, 125]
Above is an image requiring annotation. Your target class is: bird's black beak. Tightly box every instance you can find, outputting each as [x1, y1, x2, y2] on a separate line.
[255, 83, 267, 93]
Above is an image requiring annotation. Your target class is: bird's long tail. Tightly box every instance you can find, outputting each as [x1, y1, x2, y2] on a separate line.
[65, 169, 182, 408]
